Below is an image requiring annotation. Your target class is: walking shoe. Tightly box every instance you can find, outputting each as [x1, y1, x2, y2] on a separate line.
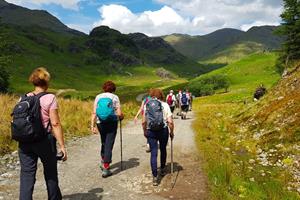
[146, 144, 151, 153]
[99, 162, 110, 171]
[102, 168, 112, 178]
[153, 176, 159, 186]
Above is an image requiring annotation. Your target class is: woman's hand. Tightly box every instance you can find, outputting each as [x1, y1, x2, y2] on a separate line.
[119, 113, 124, 121]
[134, 116, 138, 124]
[143, 130, 148, 138]
[91, 126, 98, 134]
[170, 132, 174, 140]
[60, 146, 67, 161]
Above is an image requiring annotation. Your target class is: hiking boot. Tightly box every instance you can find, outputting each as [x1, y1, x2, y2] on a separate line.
[153, 176, 159, 186]
[102, 168, 112, 178]
[160, 167, 167, 176]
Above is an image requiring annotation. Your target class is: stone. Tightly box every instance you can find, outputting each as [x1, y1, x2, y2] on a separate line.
[1, 172, 13, 178]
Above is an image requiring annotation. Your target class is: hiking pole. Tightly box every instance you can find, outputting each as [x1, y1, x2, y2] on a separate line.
[171, 137, 174, 175]
[120, 120, 123, 171]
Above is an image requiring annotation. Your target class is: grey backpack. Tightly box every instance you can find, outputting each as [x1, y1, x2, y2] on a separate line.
[146, 99, 164, 131]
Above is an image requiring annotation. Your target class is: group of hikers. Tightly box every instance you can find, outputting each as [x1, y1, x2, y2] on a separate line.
[165, 89, 193, 119]
[10, 67, 193, 200]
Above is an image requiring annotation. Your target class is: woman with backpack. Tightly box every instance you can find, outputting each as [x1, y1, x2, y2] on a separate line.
[166, 90, 176, 116]
[13, 67, 67, 200]
[134, 93, 152, 153]
[91, 81, 124, 178]
[142, 88, 174, 186]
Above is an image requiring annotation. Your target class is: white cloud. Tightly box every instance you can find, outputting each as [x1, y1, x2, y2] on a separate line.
[6, 0, 80, 10]
[94, 4, 204, 36]
[154, 0, 283, 33]
[241, 21, 280, 31]
[93, 0, 282, 36]
[67, 23, 92, 34]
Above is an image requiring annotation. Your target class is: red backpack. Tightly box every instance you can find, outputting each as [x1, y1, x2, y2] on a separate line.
[167, 95, 173, 106]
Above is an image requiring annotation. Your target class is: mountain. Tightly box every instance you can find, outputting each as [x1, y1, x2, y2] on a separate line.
[163, 26, 283, 63]
[0, 0, 83, 35]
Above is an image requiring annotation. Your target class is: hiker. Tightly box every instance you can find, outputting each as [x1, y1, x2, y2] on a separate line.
[91, 81, 124, 178]
[166, 90, 176, 116]
[253, 84, 267, 101]
[11, 67, 67, 200]
[134, 93, 152, 153]
[142, 88, 174, 186]
[186, 89, 193, 111]
[176, 90, 182, 116]
[180, 90, 190, 119]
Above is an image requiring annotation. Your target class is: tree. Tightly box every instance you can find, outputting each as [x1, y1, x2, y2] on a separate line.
[278, 0, 300, 69]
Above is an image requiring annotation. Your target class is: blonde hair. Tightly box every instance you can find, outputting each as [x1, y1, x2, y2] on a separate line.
[29, 67, 51, 88]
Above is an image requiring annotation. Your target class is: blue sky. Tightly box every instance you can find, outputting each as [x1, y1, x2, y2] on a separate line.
[6, 0, 283, 36]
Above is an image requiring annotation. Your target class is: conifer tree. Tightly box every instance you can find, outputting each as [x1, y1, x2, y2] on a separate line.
[278, 0, 300, 66]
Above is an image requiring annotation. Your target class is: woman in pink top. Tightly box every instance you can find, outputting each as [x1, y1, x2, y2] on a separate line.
[18, 67, 67, 200]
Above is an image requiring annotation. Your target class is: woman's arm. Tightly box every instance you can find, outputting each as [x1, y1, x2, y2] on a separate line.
[91, 108, 98, 134]
[49, 109, 67, 161]
[116, 107, 124, 121]
[134, 101, 145, 123]
[167, 116, 174, 140]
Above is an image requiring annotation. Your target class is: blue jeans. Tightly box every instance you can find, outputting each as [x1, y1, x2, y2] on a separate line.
[97, 121, 118, 163]
[147, 128, 169, 177]
[18, 135, 62, 200]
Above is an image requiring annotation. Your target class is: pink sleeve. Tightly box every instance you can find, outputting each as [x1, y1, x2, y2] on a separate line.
[49, 96, 58, 110]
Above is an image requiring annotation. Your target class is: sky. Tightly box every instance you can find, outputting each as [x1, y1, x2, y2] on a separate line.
[6, 0, 284, 36]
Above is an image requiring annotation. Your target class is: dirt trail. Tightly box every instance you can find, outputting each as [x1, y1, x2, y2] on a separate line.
[0, 111, 208, 200]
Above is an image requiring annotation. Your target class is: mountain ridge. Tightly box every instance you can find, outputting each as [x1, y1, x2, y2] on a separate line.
[0, 0, 84, 35]
[163, 25, 283, 62]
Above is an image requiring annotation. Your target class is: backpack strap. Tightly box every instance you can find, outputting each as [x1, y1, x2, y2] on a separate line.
[35, 92, 49, 99]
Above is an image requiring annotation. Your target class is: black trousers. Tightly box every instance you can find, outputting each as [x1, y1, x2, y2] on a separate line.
[18, 135, 62, 200]
[97, 121, 118, 164]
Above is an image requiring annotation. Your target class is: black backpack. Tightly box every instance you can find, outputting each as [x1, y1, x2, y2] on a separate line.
[11, 92, 50, 143]
[146, 99, 164, 131]
[181, 93, 188, 105]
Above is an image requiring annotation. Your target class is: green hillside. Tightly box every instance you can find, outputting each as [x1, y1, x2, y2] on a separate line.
[0, 0, 211, 99]
[192, 53, 300, 199]
[189, 53, 280, 101]
[163, 26, 283, 64]
[0, 23, 188, 98]
[0, 0, 82, 35]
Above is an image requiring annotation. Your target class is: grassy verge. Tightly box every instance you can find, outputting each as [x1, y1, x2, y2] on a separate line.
[192, 56, 300, 199]
[193, 100, 299, 199]
[0, 94, 139, 155]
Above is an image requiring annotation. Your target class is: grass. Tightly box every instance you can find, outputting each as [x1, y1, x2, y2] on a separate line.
[191, 52, 280, 102]
[200, 41, 265, 64]
[192, 54, 300, 199]
[193, 102, 299, 199]
[0, 94, 139, 155]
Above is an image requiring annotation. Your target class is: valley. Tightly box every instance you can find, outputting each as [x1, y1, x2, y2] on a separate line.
[0, 0, 299, 199]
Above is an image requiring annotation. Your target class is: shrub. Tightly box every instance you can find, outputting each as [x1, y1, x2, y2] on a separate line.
[189, 75, 230, 97]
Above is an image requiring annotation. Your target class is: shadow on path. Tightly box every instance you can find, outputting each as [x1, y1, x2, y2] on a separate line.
[158, 162, 183, 185]
[63, 188, 103, 200]
[110, 158, 140, 176]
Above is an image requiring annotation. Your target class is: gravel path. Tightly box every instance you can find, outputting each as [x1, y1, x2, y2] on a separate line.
[0, 111, 208, 200]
